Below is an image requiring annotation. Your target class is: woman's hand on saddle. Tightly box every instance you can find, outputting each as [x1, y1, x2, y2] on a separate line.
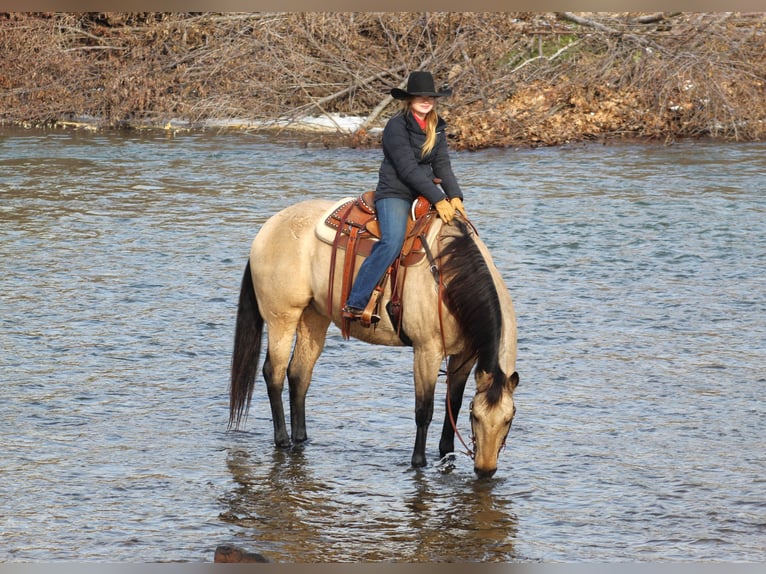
[450, 197, 467, 218]
[434, 199, 456, 224]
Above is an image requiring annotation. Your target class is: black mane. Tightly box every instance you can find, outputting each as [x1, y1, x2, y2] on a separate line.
[437, 219, 507, 405]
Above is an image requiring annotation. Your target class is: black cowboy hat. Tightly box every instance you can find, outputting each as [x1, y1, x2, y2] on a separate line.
[390, 71, 452, 100]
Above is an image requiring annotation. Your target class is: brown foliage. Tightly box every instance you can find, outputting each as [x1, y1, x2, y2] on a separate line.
[1, 12, 764, 148]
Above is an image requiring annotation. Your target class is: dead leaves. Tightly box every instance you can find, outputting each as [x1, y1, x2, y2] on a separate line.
[1, 12, 764, 145]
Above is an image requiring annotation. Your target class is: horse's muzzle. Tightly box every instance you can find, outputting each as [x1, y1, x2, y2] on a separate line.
[474, 465, 497, 479]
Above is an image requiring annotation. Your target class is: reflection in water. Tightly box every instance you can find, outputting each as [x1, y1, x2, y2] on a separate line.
[404, 472, 518, 561]
[222, 447, 335, 561]
[222, 444, 518, 562]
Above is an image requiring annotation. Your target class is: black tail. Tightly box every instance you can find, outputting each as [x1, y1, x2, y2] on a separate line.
[228, 260, 264, 429]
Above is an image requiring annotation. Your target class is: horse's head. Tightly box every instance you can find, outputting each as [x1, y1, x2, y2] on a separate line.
[471, 370, 519, 478]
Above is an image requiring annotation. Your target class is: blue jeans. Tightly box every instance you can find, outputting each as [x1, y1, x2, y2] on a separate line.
[345, 197, 411, 309]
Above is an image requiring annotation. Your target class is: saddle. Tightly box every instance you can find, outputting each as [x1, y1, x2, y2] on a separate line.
[317, 191, 438, 338]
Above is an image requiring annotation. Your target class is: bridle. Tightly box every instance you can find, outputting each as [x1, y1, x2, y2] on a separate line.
[423, 216, 511, 462]
[446, 382, 512, 461]
[421, 226, 477, 460]
[446, 370, 476, 459]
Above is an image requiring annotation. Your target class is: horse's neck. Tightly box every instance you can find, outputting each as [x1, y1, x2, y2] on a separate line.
[494, 268, 518, 369]
[471, 231, 518, 368]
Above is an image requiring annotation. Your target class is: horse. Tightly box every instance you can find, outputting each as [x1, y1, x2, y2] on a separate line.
[229, 197, 519, 477]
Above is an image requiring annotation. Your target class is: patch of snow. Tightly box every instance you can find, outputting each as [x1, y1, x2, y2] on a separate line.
[200, 114, 380, 134]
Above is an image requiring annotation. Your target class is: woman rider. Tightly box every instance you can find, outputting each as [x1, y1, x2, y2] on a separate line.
[342, 70, 466, 323]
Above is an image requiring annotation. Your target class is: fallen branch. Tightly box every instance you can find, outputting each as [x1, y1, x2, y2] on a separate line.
[309, 66, 406, 113]
[558, 11, 670, 56]
[635, 12, 681, 24]
[63, 46, 128, 52]
[359, 93, 396, 133]
[510, 36, 584, 75]
[558, 12, 615, 34]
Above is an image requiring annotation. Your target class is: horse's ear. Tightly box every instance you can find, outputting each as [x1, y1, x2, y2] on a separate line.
[508, 371, 519, 390]
[475, 370, 493, 394]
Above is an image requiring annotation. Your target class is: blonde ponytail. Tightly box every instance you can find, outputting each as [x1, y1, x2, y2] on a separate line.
[421, 110, 438, 157]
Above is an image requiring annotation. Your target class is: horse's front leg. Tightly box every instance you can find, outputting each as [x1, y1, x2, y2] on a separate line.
[439, 351, 476, 457]
[411, 347, 443, 468]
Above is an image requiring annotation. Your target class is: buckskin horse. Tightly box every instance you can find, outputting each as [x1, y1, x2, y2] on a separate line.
[229, 194, 519, 477]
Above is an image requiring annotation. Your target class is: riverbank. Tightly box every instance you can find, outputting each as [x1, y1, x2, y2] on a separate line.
[2, 12, 764, 149]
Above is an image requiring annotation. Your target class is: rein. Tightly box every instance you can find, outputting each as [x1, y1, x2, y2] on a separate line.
[421, 222, 476, 460]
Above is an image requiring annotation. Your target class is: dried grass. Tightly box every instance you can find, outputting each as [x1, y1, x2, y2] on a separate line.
[1, 12, 764, 148]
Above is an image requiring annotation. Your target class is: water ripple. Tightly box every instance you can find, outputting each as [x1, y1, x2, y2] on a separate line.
[1, 129, 764, 561]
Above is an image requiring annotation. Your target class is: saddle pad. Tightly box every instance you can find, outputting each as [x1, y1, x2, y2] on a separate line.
[315, 197, 365, 245]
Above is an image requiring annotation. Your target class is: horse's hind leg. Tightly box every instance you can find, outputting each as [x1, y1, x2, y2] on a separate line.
[439, 351, 476, 457]
[287, 306, 330, 443]
[262, 319, 301, 448]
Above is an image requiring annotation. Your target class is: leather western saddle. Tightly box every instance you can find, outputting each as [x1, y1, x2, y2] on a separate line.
[317, 190, 438, 338]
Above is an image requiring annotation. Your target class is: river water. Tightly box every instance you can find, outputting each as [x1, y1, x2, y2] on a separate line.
[1, 127, 764, 562]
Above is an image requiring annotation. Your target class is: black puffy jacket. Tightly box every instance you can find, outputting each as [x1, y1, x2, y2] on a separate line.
[375, 111, 463, 206]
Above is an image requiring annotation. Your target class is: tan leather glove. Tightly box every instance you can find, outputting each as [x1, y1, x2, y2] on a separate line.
[434, 199, 456, 224]
[450, 197, 467, 218]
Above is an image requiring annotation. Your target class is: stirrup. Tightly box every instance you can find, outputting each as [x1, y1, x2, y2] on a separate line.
[342, 305, 380, 325]
[342, 306, 381, 325]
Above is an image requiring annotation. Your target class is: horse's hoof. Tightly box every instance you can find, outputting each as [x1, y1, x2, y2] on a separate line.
[411, 454, 428, 468]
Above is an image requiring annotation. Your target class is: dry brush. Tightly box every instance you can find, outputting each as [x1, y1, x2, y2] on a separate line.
[1, 12, 764, 148]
